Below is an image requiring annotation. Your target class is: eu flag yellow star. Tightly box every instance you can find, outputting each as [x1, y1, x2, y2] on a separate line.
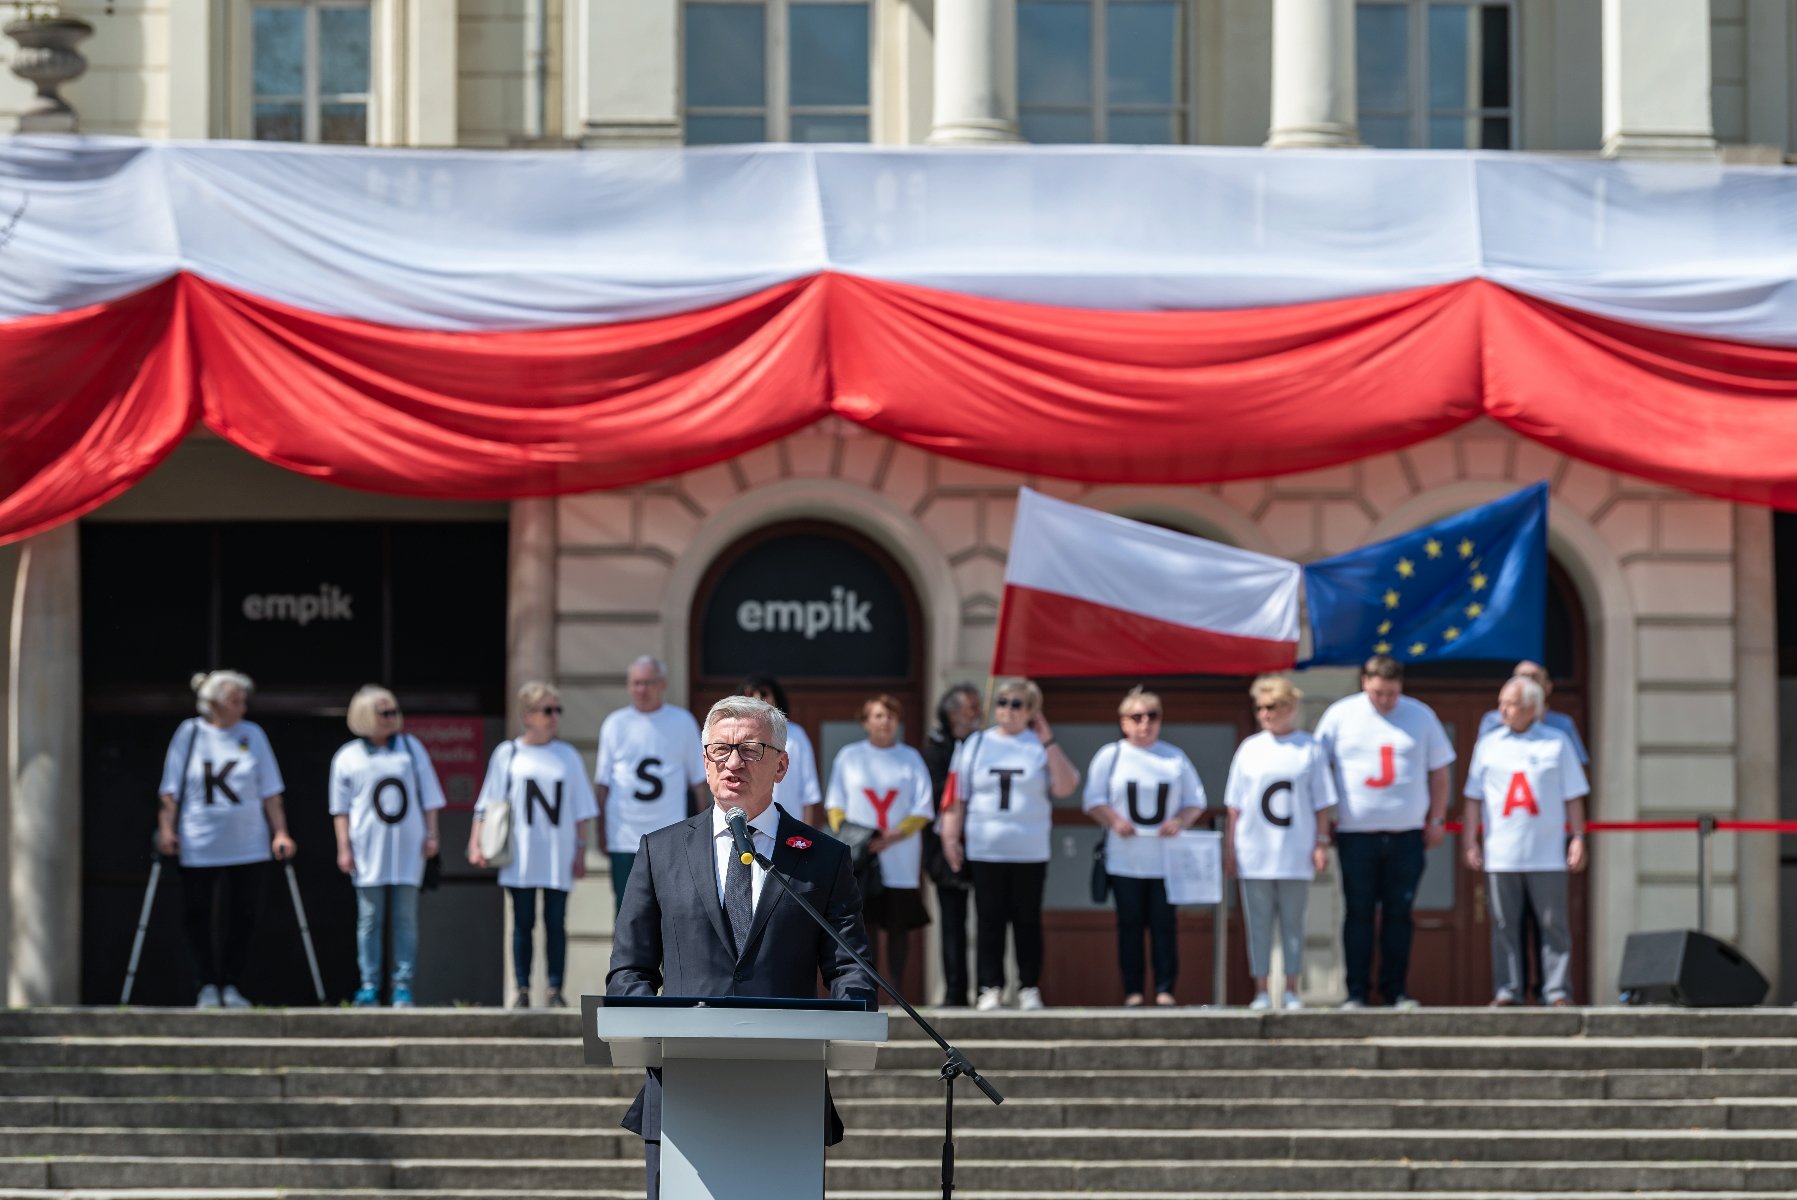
[1373, 640, 1391, 654]
[1443, 626, 1460, 641]
[1458, 538, 1475, 558]
[1465, 601, 1484, 619]
[1470, 572, 1488, 592]
[1396, 558, 1415, 578]
[1424, 538, 1442, 559]
[1377, 620, 1392, 635]
[1383, 589, 1400, 609]
[1409, 641, 1427, 656]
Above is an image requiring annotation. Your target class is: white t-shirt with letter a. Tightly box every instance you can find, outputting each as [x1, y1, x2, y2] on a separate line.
[594, 705, 706, 854]
[1464, 723, 1589, 873]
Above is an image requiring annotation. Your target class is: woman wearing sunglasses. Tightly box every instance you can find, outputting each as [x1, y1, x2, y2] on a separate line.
[1223, 674, 1338, 1010]
[1083, 687, 1207, 1007]
[939, 677, 1079, 1010]
[330, 685, 446, 1007]
[469, 680, 599, 1008]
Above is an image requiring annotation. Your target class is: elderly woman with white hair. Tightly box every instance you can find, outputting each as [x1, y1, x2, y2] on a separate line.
[939, 677, 1080, 1011]
[330, 685, 447, 1007]
[1463, 674, 1590, 1007]
[156, 670, 294, 1008]
[469, 680, 599, 1008]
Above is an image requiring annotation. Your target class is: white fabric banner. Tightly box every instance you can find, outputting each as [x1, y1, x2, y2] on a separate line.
[1, 138, 1793, 342]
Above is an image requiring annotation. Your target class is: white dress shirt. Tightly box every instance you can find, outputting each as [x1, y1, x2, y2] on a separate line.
[711, 803, 780, 912]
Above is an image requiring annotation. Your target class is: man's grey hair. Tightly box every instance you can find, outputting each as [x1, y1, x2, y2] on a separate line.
[703, 695, 787, 751]
[629, 655, 667, 679]
[1502, 675, 1545, 715]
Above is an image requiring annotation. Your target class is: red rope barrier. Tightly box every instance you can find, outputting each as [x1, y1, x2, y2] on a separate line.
[1437, 818, 1797, 835]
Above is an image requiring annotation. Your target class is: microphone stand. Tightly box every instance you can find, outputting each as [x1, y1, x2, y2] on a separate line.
[744, 840, 1002, 1200]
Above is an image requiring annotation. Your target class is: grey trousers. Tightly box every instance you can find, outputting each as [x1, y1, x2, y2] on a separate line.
[1488, 871, 1572, 1002]
[1239, 878, 1310, 980]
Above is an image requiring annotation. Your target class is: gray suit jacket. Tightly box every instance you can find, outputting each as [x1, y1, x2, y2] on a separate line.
[606, 805, 875, 1145]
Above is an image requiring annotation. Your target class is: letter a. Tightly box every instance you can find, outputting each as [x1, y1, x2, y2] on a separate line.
[1501, 772, 1539, 817]
[1364, 745, 1396, 789]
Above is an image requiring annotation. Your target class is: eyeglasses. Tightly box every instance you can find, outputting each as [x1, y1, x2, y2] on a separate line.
[703, 740, 781, 764]
[1125, 711, 1160, 722]
[376, 708, 401, 719]
[532, 705, 564, 716]
[1254, 703, 1286, 713]
[994, 697, 1029, 710]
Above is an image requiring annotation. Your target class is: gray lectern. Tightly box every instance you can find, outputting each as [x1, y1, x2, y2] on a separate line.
[584, 996, 887, 1200]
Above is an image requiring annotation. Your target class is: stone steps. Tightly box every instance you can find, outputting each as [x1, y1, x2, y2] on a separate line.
[1, 1007, 1792, 1197]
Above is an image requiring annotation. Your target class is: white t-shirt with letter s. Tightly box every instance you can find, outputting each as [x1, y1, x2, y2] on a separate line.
[595, 705, 706, 854]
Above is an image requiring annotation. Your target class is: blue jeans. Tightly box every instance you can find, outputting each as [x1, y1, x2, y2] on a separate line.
[508, 886, 569, 990]
[1336, 830, 1426, 1004]
[355, 884, 419, 989]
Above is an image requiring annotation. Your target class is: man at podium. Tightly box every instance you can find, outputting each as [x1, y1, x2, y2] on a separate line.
[608, 694, 875, 1199]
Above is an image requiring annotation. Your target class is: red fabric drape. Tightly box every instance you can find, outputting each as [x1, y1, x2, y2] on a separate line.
[11, 272, 1797, 547]
[826, 275, 1486, 482]
[0, 280, 194, 543]
[185, 275, 832, 497]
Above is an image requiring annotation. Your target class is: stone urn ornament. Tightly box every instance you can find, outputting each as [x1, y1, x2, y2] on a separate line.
[4, 5, 94, 133]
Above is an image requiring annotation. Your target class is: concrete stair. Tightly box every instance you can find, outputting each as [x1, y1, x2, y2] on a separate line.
[0, 1007, 1792, 1198]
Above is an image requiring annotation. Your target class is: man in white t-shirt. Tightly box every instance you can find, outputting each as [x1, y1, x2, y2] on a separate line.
[1476, 661, 1588, 765]
[1313, 654, 1455, 1008]
[1464, 675, 1589, 1006]
[594, 656, 709, 911]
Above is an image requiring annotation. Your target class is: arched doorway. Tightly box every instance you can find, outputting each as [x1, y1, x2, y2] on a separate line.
[688, 521, 928, 999]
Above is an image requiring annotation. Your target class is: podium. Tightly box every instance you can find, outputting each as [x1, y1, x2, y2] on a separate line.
[584, 996, 888, 1200]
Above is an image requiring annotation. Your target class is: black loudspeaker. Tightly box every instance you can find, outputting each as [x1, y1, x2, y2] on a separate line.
[1617, 929, 1769, 1007]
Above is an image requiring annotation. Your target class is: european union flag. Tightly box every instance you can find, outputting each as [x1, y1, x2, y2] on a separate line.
[1302, 482, 1547, 667]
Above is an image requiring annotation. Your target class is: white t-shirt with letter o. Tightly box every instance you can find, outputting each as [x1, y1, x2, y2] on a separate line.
[329, 734, 448, 888]
[1224, 730, 1338, 880]
[1082, 740, 1205, 879]
[825, 739, 935, 888]
[594, 705, 706, 854]
[1314, 693, 1456, 833]
[1464, 723, 1589, 873]
[478, 739, 600, 891]
[947, 727, 1052, 864]
[158, 718, 286, 868]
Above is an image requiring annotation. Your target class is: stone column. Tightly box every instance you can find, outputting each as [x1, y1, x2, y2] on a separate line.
[927, 0, 1019, 144]
[8, 524, 81, 1007]
[1732, 505, 1779, 986]
[1265, 0, 1357, 148]
[569, 0, 681, 147]
[1601, 0, 1716, 158]
[507, 499, 557, 730]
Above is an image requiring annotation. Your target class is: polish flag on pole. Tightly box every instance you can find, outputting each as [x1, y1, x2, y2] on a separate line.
[991, 488, 1302, 678]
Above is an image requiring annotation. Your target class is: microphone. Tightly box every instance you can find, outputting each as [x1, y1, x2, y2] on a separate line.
[724, 807, 756, 866]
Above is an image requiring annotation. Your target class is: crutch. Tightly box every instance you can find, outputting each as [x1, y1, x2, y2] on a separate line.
[282, 860, 328, 1005]
[121, 839, 169, 1005]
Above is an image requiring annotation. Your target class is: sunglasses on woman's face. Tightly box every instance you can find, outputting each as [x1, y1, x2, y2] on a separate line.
[1125, 711, 1161, 722]
[533, 705, 564, 716]
[376, 708, 401, 719]
[1254, 703, 1285, 713]
[994, 697, 1028, 710]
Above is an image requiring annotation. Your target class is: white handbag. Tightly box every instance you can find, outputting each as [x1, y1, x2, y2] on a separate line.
[477, 745, 516, 868]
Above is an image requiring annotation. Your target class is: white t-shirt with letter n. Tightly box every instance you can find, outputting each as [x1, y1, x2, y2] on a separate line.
[946, 726, 1052, 864]
[158, 718, 286, 868]
[1224, 730, 1339, 881]
[1464, 723, 1589, 873]
[1314, 693, 1456, 833]
[594, 705, 706, 854]
[329, 734, 448, 888]
[1082, 740, 1205, 879]
[825, 739, 935, 888]
[477, 738, 600, 891]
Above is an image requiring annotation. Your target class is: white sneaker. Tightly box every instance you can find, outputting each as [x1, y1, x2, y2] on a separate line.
[1249, 991, 1273, 1011]
[975, 987, 1003, 1011]
[1283, 991, 1304, 1010]
[221, 985, 251, 1009]
[1017, 987, 1044, 1011]
[1340, 998, 1365, 1009]
[1393, 995, 1421, 1011]
[195, 984, 221, 1009]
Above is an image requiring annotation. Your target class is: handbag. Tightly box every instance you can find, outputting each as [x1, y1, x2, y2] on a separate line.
[833, 820, 886, 906]
[477, 743, 516, 868]
[1089, 839, 1111, 904]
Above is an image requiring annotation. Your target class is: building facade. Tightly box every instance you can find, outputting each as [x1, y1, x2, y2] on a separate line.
[3, 0, 1795, 1008]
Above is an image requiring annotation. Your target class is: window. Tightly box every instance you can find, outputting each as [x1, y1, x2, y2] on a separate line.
[1356, 1, 1513, 149]
[1017, 0, 1185, 144]
[251, 0, 372, 143]
[682, 0, 871, 144]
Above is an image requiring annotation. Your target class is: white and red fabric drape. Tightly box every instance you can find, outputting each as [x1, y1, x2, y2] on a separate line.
[3, 139, 1797, 545]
